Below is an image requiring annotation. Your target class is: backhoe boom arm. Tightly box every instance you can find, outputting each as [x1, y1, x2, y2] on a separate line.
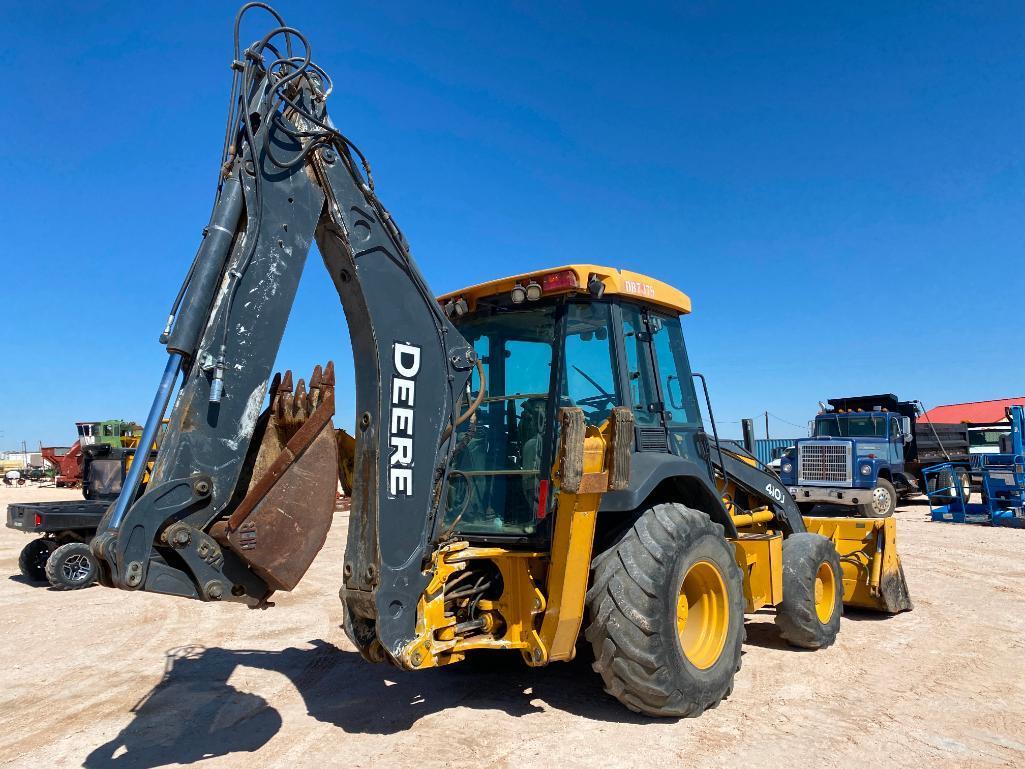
[93, 5, 475, 660]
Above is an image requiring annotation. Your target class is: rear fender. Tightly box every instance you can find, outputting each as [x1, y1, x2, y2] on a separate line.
[600, 453, 737, 537]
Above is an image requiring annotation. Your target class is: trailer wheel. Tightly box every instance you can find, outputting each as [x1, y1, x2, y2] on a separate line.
[18, 538, 57, 582]
[585, 503, 744, 717]
[45, 542, 98, 590]
[775, 533, 843, 649]
[859, 478, 896, 518]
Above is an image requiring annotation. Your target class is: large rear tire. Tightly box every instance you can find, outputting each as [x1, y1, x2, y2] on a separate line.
[585, 503, 744, 717]
[18, 538, 57, 583]
[775, 533, 843, 649]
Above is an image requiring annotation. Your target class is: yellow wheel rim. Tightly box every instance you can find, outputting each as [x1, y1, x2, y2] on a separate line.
[814, 561, 837, 624]
[676, 560, 729, 670]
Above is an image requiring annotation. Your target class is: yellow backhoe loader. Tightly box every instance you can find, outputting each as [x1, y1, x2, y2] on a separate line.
[92, 4, 910, 717]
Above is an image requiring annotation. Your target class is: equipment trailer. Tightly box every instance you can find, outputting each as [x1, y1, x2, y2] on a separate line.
[89, 4, 912, 717]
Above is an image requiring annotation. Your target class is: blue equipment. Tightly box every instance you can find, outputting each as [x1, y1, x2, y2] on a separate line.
[924, 405, 1025, 528]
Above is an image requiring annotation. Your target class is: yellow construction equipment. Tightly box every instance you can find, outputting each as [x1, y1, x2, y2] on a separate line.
[93, 5, 911, 719]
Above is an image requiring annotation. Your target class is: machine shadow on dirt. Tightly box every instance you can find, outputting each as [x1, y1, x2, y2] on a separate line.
[83, 639, 655, 769]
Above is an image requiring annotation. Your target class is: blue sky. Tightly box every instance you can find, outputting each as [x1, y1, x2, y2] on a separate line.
[1, 1, 1022, 447]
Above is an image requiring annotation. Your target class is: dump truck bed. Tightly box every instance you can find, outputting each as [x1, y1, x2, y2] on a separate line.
[6, 500, 109, 534]
[911, 422, 970, 467]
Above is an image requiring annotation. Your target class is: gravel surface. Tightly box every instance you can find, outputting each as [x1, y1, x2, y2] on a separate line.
[2, 484, 1023, 769]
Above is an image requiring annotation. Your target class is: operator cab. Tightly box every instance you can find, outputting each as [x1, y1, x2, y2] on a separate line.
[438, 265, 704, 542]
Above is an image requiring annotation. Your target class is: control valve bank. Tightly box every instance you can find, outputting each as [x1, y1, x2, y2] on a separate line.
[779, 394, 969, 518]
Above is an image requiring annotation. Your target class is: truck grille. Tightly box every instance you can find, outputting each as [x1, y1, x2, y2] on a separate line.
[798, 442, 852, 486]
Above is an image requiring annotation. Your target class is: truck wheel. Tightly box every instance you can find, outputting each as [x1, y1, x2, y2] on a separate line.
[954, 469, 971, 503]
[18, 538, 57, 582]
[927, 469, 970, 505]
[774, 533, 843, 649]
[45, 542, 98, 590]
[859, 478, 896, 518]
[585, 503, 744, 717]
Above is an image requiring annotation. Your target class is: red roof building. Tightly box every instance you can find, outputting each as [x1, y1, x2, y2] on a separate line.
[919, 397, 1025, 425]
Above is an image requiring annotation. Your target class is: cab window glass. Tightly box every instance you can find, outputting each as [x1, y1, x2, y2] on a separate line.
[649, 313, 701, 427]
[562, 303, 620, 425]
[620, 304, 659, 425]
[442, 305, 557, 536]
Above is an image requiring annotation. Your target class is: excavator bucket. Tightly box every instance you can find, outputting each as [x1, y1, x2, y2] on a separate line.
[803, 516, 913, 614]
[210, 363, 339, 592]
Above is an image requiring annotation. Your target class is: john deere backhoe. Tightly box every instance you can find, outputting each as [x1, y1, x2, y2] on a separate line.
[93, 4, 911, 717]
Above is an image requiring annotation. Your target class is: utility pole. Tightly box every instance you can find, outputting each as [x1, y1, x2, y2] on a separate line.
[741, 419, 756, 453]
[764, 411, 770, 441]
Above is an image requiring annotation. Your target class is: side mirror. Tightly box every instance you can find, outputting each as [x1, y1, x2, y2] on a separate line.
[902, 416, 911, 435]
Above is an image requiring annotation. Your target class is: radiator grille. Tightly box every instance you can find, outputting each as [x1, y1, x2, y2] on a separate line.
[798, 442, 852, 485]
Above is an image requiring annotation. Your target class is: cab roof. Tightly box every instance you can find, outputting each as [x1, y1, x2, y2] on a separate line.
[438, 264, 692, 315]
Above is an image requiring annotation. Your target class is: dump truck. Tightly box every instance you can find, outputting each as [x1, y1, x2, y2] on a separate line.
[779, 394, 970, 517]
[90, 4, 911, 717]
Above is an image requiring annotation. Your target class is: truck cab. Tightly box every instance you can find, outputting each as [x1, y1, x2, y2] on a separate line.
[778, 396, 915, 518]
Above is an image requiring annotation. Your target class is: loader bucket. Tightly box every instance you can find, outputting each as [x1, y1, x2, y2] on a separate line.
[802, 516, 913, 614]
[210, 363, 339, 592]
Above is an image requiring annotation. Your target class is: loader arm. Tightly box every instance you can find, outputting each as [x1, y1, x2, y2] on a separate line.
[92, 5, 475, 660]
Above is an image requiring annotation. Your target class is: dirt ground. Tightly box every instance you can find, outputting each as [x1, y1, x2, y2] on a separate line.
[1, 484, 1023, 769]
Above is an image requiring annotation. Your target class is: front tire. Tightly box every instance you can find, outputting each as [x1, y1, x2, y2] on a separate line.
[45, 542, 98, 590]
[859, 478, 896, 518]
[775, 533, 843, 649]
[18, 538, 57, 582]
[585, 503, 744, 717]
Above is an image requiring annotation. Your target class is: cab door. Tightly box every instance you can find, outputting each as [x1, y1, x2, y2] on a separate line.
[890, 416, 905, 467]
[619, 303, 668, 450]
[618, 303, 704, 465]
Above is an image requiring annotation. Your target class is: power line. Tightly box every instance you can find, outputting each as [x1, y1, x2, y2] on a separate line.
[766, 412, 808, 430]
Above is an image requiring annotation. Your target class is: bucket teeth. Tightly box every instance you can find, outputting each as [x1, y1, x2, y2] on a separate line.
[296, 379, 308, 416]
[265, 362, 335, 436]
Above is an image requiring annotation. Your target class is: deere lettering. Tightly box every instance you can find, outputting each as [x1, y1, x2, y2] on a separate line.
[389, 342, 421, 496]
